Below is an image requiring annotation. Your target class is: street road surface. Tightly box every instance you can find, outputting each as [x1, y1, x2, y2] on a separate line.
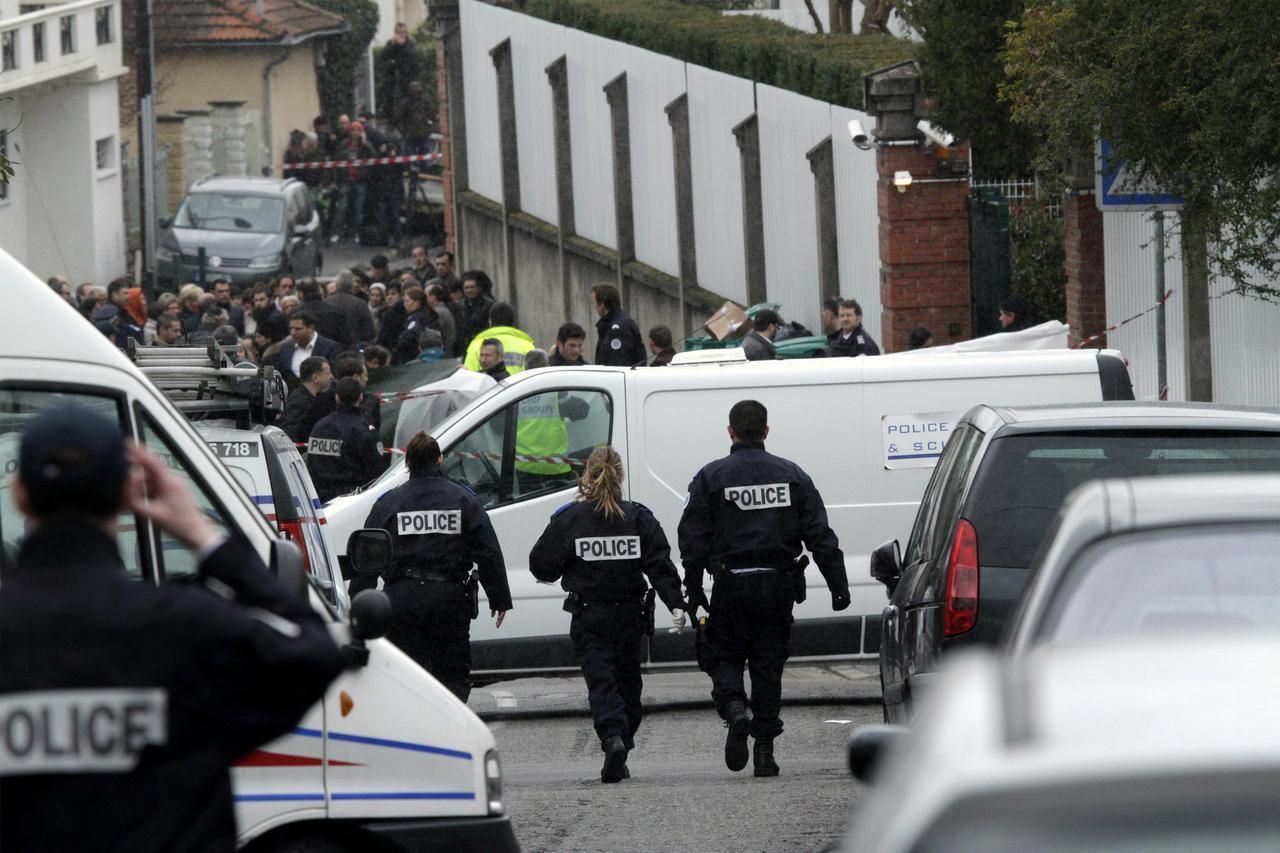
[494, 703, 878, 852]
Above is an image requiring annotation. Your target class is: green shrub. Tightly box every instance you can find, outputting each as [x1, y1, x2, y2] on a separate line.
[310, 0, 380, 121]
[522, 0, 917, 109]
[1009, 200, 1066, 323]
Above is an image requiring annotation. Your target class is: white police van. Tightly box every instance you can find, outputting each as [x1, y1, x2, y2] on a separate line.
[0, 249, 517, 852]
[326, 346, 1133, 676]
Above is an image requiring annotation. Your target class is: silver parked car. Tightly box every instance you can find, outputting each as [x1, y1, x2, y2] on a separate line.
[156, 175, 322, 290]
[1005, 473, 1280, 654]
[843, 634, 1280, 852]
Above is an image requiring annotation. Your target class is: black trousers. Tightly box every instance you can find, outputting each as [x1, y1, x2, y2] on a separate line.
[701, 573, 793, 740]
[570, 602, 645, 749]
[385, 578, 473, 701]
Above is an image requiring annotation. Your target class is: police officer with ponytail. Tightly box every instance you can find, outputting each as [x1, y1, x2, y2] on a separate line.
[362, 431, 512, 701]
[529, 447, 688, 783]
[678, 400, 849, 778]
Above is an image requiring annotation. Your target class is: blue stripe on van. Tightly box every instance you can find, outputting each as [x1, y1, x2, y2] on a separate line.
[331, 792, 476, 801]
[252, 495, 274, 505]
[234, 793, 326, 802]
[292, 727, 473, 761]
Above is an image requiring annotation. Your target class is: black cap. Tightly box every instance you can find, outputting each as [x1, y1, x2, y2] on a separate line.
[19, 406, 128, 518]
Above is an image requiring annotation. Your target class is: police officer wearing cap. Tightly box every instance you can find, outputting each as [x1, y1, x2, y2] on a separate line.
[306, 376, 387, 502]
[362, 431, 512, 701]
[529, 447, 687, 783]
[0, 406, 345, 852]
[678, 399, 849, 778]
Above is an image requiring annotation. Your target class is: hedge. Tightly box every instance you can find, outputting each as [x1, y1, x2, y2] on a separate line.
[521, 0, 918, 110]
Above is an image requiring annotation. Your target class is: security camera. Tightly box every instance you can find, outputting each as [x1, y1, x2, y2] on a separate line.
[917, 120, 956, 149]
[848, 119, 873, 151]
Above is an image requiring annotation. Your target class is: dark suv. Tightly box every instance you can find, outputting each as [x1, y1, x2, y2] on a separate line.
[874, 402, 1280, 722]
[156, 175, 322, 290]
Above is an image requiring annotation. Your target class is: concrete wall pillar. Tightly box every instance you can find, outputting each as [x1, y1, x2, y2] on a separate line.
[178, 109, 213, 187]
[665, 92, 697, 338]
[807, 134, 839, 302]
[604, 72, 635, 308]
[490, 37, 519, 313]
[877, 143, 971, 352]
[732, 114, 766, 307]
[546, 54, 575, 322]
[1063, 190, 1106, 347]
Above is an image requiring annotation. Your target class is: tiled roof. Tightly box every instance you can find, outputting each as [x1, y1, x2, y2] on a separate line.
[154, 0, 348, 47]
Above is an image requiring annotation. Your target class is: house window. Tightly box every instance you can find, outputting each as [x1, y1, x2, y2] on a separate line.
[1, 131, 9, 202]
[95, 6, 111, 45]
[96, 136, 115, 172]
[18, 4, 47, 13]
[60, 14, 74, 54]
[33, 21, 45, 62]
[1, 29, 16, 71]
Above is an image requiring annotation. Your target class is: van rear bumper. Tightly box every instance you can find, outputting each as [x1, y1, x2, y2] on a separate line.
[364, 814, 519, 853]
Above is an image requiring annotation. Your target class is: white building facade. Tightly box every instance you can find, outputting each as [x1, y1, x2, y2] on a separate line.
[0, 0, 126, 284]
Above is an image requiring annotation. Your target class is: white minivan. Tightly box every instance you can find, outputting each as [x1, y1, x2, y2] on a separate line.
[326, 347, 1133, 675]
[0, 250, 517, 852]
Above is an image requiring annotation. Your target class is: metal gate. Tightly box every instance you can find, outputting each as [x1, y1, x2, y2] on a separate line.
[968, 186, 1011, 338]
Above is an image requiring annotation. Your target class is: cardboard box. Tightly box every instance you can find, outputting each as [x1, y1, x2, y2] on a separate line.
[702, 302, 748, 341]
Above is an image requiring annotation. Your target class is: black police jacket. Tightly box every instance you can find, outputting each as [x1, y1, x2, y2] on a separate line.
[281, 384, 335, 444]
[306, 405, 387, 502]
[595, 310, 646, 367]
[826, 325, 881, 358]
[529, 499, 686, 612]
[363, 464, 513, 610]
[0, 521, 344, 853]
[677, 441, 848, 600]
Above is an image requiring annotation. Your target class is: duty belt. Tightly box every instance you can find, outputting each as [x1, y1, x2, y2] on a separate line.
[401, 567, 463, 583]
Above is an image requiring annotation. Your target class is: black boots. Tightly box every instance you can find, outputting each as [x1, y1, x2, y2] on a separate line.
[601, 735, 628, 783]
[753, 738, 779, 777]
[724, 701, 751, 772]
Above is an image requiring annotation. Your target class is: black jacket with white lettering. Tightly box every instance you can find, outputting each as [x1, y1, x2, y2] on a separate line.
[362, 464, 513, 610]
[529, 499, 686, 612]
[677, 441, 847, 599]
[0, 521, 344, 853]
[305, 404, 387, 502]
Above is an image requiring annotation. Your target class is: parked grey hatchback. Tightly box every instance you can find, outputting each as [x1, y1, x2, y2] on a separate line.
[156, 175, 322, 290]
[873, 402, 1280, 722]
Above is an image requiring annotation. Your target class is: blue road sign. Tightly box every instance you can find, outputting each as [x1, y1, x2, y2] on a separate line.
[1095, 139, 1183, 212]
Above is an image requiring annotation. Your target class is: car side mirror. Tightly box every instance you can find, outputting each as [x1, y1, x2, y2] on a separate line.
[848, 724, 908, 783]
[870, 539, 902, 593]
[269, 538, 308, 601]
[158, 216, 172, 229]
[347, 529, 393, 576]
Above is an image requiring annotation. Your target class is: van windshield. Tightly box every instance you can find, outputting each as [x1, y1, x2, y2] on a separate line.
[966, 431, 1280, 569]
[174, 193, 284, 233]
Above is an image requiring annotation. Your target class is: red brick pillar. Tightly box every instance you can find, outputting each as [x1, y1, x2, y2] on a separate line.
[1063, 191, 1105, 347]
[878, 143, 971, 352]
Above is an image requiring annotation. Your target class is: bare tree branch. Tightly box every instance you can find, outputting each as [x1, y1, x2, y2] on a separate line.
[803, 0, 824, 33]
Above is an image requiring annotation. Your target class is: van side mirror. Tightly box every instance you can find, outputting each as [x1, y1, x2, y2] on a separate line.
[342, 589, 393, 668]
[269, 539, 308, 601]
[870, 539, 902, 593]
[848, 724, 908, 783]
[347, 529, 393, 576]
[158, 217, 172, 229]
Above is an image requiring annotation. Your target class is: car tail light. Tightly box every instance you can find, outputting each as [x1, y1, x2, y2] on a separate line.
[278, 520, 313, 575]
[943, 519, 979, 636]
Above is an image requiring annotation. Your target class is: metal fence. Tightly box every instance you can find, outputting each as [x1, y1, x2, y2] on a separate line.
[970, 177, 1062, 216]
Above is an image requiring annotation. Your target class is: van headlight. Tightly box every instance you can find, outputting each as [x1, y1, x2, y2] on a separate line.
[485, 749, 504, 815]
[249, 253, 281, 270]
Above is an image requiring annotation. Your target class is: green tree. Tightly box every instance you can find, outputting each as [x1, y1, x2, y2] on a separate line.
[309, 0, 379, 121]
[1009, 201, 1066, 323]
[897, 0, 1035, 178]
[1001, 0, 1280, 300]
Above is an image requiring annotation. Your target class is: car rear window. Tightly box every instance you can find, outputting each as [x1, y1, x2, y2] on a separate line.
[1039, 524, 1280, 644]
[965, 431, 1280, 569]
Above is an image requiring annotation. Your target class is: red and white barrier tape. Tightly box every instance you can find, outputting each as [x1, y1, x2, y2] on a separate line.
[1076, 290, 1174, 348]
[281, 152, 442, 171]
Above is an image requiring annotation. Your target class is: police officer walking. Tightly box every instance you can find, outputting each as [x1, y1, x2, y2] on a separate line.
[0, 406, 345, 852]
[306, 376, 387, 502]
[677, 400, 849, 777]
[362, 431, 512, 701]
[529, 447, 687, 783]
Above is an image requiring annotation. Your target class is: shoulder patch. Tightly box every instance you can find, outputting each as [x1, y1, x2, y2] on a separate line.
[552, 501, 575, 518]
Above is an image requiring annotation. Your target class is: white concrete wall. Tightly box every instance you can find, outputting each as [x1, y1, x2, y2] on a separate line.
[565, 26, 626, 250]
[509, 12, 565, 227]
[831, 104, 881, 339]
[460, 0, 507, 203]
[87, 76, 125, 279]
[625, 45, 685, 279]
